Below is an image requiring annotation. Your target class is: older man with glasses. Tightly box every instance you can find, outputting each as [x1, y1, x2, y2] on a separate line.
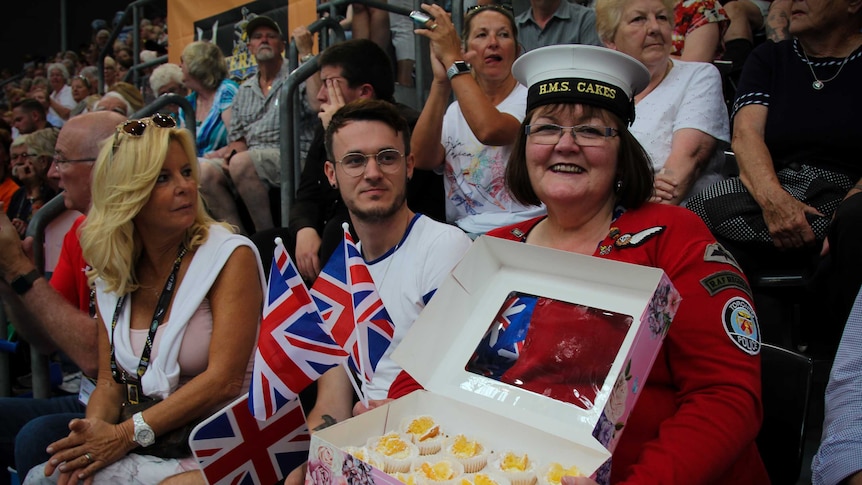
[0, 111, 126, 483]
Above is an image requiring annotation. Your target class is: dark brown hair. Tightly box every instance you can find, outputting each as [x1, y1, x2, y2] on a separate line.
[506, 103, 653, 209]
[324, 99, 412, 162]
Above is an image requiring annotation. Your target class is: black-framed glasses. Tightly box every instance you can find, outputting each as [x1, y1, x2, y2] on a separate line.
[112, 114, 177, 153]
[526, 124, 619, 146]
[52, 155, 97, 169]
[337, 149, 405, 177]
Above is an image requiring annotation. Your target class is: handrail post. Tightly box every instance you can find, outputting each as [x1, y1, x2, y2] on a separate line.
[279, 59, 321, 227]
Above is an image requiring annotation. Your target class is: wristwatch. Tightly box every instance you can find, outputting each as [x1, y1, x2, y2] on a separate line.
[299, 53, 314, 64]
[10, 270, 40, 296]
[132, 412, 156, 447]
[446, 61, 471, 80]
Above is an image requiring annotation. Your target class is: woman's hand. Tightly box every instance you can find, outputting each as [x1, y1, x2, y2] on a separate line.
[44, 417, 135, 483]
[761, 189, 824, 249]
[415, 4, 463, 69]
[652, 169, 680, 204]
[11, 218, 27, 237]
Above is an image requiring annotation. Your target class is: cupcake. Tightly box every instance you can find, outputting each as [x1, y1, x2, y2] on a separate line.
[471, 473, 512, 485]
[442, 434, 489, 472]
[392, 471, 420, 485]
[368, 432, 420, 473]
[490, 451, 537, 485]
[412, 456, 465, 485]
[539, 463, 583, 485]
[401, 415, 445, 455]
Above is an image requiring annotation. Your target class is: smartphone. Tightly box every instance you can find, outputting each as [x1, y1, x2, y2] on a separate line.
[409, 10, 434, 28]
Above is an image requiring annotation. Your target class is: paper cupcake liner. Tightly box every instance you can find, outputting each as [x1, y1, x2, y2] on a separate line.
[536, 462, 584, 485]
[442, 435, 489, 473]
[401, 415, 445, 455]
[412, 455, 466, 485]
[367, 433, 420, 473]
[489, 451, 537, 485]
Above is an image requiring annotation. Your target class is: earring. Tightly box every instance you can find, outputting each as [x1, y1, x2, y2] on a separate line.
[331, 183, 337, 189]
[615, 179, 622, 192]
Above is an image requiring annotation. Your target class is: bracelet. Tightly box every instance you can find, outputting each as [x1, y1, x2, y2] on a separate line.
[299, 53, 314, 64]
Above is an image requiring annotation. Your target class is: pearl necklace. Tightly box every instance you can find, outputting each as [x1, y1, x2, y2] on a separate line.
[800, 44, 850, 90]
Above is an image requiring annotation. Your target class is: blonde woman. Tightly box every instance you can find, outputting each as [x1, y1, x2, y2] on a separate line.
[180, 41, 238, 156]
[25, 115, 265, 484]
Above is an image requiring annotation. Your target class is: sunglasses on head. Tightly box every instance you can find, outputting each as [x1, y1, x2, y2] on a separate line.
[112, 113, 177, 153]
[466, 3, 514, 16]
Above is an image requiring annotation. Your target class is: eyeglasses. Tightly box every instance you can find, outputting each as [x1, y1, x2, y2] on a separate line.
[337, 149, 405, 177]
[525, 124, 619, 146]
[112, 114, 177, 152]
[11, 152, 36, 162]
[52, 155, 97, 169]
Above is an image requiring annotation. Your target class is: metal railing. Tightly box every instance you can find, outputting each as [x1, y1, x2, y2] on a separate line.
[97, 0, 164, 94]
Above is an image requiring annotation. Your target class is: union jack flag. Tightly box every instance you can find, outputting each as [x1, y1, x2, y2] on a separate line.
[468, 293, 537, 378]
[311, 226, 395, 384]
[191, 395, 310, 485]
[249, 241, 347, 420]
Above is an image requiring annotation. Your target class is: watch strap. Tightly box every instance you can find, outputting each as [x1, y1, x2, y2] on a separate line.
[10, 270, 40, 296]
[446, 61, 471, 81]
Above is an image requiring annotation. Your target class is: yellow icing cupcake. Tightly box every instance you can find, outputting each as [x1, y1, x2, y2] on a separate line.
[443, 435, 488, 472]
[368, 433, 419, 473]
[541, 463, 582, 485]
[491, 451, 536, 485]
[412, 456, 465, 485]
[401, 415, 444, 455]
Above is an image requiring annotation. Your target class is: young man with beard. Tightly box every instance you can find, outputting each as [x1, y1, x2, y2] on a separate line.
[286, 99, 472, 484]
[200, 15, 289, 233]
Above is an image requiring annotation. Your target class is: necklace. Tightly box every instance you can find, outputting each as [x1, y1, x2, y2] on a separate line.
[801, 44, 850, 90]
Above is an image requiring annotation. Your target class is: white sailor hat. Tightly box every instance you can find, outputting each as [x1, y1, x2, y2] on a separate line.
[512, 45, 650, 125]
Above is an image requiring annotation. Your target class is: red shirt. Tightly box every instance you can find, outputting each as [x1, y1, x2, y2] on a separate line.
[50, 215, 91, 314]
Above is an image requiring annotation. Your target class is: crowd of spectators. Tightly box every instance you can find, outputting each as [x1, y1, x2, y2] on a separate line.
[0, 0, 860, 484]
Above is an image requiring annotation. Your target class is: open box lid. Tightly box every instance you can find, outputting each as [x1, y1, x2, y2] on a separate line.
[392, 236, 671, 471]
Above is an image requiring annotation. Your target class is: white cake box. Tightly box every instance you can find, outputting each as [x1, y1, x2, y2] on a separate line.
[307, 236, 680, 484]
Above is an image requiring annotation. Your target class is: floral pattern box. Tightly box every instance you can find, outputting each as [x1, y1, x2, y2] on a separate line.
[308, 236, 680, 484]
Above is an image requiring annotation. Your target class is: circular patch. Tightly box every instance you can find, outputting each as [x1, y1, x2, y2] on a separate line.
[722, 297, 761, 355]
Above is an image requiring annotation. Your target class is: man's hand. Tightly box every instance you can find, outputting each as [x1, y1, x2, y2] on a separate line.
[352, 399, 392, 416]
[761, 189, 824, 249]
[292, 26, 314, 57]
[0, 204, 35, 281]
[295, 227, 323, 281]
[318, 78, 347, 129]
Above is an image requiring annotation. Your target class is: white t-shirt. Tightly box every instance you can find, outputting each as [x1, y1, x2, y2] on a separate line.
[48, 84, 76, 127]
[441, 83, 545, 234]
[359, 214, 473, 399]
[629, 60, 730, 201]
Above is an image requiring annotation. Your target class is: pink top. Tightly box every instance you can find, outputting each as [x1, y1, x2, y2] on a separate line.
[128, 298, 254, 392]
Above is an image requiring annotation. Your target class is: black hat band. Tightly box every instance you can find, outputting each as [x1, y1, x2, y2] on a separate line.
[526, 77, 636, 125]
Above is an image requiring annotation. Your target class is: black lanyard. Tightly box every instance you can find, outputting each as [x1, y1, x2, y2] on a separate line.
[110, 245, 187, 402]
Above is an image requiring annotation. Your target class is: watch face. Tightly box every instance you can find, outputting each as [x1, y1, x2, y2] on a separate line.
[136, 428, 156, 446]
